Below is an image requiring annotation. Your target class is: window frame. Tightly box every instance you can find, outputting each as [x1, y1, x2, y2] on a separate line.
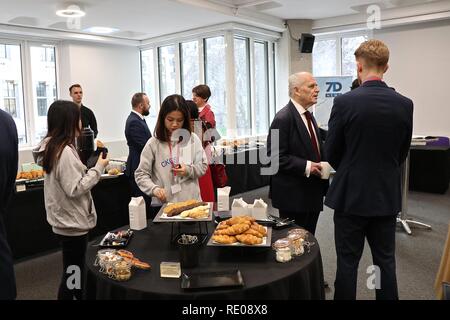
[0, 37, 59, 148]
[313, 30, 371, 77]
[139, 24, 279, 139]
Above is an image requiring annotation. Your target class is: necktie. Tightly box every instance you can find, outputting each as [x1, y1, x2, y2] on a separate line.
[304, 111, 321, 161]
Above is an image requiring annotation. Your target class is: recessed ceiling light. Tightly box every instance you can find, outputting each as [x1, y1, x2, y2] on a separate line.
[83, 26, 119, 34]
[56, 5, 86, 18]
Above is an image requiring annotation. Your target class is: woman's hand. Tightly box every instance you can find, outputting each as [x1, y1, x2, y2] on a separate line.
[154, 187, 167, 202]
[97, 153, 109, 168]
[172, 163, 188, 177]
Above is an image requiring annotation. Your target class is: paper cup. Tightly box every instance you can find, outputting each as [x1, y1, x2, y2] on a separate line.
[320, 161, 332, 180]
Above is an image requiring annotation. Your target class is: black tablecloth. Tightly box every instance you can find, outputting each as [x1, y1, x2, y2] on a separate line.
[85, 221, 325, 300]
[409, 146, 450, 194]
[6, 175, 131, 260]
[221, 147, 270, 196]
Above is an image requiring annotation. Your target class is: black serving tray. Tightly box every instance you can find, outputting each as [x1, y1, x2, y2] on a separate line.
[98, 230, 133, 248]
[181, 269, 244, 290]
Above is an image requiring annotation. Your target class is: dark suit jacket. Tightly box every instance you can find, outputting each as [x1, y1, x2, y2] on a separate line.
[81, 104, 98, 138]
[125, 112, 151, 195]
[267, 101, 329, 212]
[0, 110, 18, 299]
[324, 80, 413, 217]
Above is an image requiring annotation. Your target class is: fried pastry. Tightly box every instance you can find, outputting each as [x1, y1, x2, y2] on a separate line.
[226, 216, 252, 226]
[251, 223, 267, 236]
[222, 223, 250, 235]
[243, 228, 264, 238]
[216, 221, 228, 230]
[212, 235, 237, 244]
[236, 234, 263, 245]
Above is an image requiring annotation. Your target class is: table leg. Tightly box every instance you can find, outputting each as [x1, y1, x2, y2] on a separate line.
[397, 151, 432, 235]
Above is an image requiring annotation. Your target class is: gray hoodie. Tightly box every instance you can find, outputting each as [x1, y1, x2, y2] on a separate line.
[135, 133, 207, 203]
[34, 139, 105, 236]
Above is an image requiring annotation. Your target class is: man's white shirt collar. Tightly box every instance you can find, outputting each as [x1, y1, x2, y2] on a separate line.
[290, 98, 309, 116]
[132, 109, 145, 120]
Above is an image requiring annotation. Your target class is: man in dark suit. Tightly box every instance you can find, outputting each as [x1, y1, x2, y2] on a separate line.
[70, 84, 98, 138]
[325, 40, 413, 300]
[267, 72, 329, 235]
[125, 93, 154, 216]
[0, 109, 18, 299]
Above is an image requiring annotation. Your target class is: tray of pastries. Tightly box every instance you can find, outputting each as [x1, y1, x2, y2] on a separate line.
[207, 216, 272, 247]
[153, 200, 213, 222]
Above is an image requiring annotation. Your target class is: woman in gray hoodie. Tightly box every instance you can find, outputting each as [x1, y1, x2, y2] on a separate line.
[34, 100, 108, 300]
[135, 94, 207, 209]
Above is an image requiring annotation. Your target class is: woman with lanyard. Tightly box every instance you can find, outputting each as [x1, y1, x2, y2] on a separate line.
[135, 94, 207, 207]
[192, 84, 216, 202]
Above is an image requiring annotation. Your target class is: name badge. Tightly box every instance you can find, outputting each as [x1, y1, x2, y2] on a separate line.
[171, 184, 181, 194]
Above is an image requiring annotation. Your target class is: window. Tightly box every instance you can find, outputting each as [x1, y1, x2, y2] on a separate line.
[313, 39, 337, 76]
[141, 49, 158, 131]
[30, 45, 57, 144]
[158, 45, 176, 102]
[4, 80, 17, 117]
[0, 43, 26, 144]
[39, 47, 54, 63]
[141, 25, 278, 139]
[36, 82, 47, 117]
[180, 41, 199, 99]
[204, 36, 227, 136]
[234, 37, 251, 137]
[341, 36, 367, 77]
[0, 44, 6, 59]
[313, 33, 368, 77]
[254, 41, 269, 135]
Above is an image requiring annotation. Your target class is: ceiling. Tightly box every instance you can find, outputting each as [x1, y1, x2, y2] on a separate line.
[0, 0, 447, 41]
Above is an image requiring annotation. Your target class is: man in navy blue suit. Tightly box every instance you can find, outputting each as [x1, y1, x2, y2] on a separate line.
[125, 93, 154, 216]
[325, 40, 413, 300]
[0, 109, 18, 300]
[267, 72, 329, 235]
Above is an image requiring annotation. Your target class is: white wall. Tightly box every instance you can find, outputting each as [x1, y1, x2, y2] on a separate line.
[375, 19, 450, 137]
[19, 41, 140, 165]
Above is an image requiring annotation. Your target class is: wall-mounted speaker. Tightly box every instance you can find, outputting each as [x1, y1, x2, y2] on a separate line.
[299, 33, 315, 53]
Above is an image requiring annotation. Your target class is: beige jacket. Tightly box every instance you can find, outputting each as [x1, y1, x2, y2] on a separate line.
[34, 140, 104, 236]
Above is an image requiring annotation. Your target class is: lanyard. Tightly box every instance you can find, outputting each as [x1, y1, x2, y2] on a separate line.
[168, 141, 180, 176]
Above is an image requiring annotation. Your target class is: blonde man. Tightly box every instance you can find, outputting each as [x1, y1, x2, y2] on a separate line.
[325, 40, 413, 300]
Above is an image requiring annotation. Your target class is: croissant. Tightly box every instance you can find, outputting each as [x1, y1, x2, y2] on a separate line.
[222, 223, 250, 235]
[212, 235, 237, 244]
[216, 221, 228, 230]
[226, 216, 252, 226]
[251, 223, 267, 236]
[236, 234, 263, 245]
[243, 228, 264, 238]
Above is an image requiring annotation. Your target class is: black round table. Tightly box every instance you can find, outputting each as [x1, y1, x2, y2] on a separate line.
[85, 220, 325, 300]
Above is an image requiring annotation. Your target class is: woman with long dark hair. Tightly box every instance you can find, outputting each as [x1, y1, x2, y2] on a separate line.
[33, 100, 108, 300]
[135, 94, 207, 206]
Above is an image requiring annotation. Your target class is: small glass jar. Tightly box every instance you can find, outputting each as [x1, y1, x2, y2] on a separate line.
[272, 238, 292, 263]
[287, 233, 304, 256]
[111, 260, 132, 281]
[288, 228, 308, 240]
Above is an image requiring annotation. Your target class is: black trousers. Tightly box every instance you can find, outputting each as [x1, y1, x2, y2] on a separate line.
[0, 217, 16, 300]
[333, 212, 398, 300]
[278, 210, 320, 235]
[57, 234, 88, 300]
